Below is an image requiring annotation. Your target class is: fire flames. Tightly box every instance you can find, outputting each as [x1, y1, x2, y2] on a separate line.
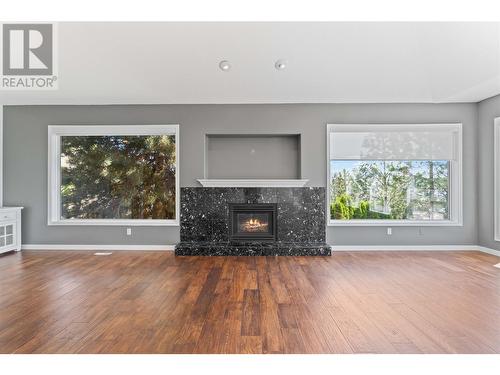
[241, 217, 268, 232]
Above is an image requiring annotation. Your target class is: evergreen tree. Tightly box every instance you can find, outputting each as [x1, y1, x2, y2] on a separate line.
[60, 135, 176, 220]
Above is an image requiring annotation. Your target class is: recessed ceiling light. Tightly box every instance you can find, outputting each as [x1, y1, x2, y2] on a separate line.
[219, 60, 231, 71]
[275, 59, 287, 70]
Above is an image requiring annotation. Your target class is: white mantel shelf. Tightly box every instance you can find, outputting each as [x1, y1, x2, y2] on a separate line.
[197, 179, 309, 188]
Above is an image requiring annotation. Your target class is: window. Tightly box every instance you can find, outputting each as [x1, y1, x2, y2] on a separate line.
[48, 125, 179, 225]
[327, 123, 462, 226]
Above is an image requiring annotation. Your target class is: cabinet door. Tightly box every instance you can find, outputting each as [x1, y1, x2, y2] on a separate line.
[0, 222, 16, 252]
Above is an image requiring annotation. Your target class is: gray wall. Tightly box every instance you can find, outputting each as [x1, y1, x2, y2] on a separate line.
[206, 135, 301, 179]
[3, 103, 478, 246]
[478, 94, 500, 250]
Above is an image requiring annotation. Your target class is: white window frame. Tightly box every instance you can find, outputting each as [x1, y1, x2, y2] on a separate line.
[48, 124, 180, 226]
[326, 123, 463, 227]
[494, 118, 500, 241]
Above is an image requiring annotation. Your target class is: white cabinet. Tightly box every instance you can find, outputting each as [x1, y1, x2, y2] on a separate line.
[0, 207, 23, 254]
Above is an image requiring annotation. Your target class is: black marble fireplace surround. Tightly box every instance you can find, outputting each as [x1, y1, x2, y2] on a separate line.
[175, 187, 331, 256]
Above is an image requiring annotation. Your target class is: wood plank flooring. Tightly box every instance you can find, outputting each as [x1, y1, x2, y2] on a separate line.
[0, 250, 499, 353]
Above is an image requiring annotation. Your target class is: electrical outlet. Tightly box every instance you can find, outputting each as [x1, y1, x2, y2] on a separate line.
[387, 227, 392, 235]
[126, 228, 132, 236]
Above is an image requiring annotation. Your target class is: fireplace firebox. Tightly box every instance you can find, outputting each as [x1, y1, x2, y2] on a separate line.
[229, 203, 277, 242]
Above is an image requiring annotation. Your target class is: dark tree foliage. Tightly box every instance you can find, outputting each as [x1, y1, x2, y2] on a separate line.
[60, 135, 176, 220]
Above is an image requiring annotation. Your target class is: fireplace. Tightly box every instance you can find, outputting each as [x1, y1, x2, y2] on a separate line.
[176, 187, 331, 256]
[229, 203, 277, 242]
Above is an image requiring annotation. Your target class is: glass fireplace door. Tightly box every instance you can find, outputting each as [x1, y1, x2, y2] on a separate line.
[229, 203, 277, 242]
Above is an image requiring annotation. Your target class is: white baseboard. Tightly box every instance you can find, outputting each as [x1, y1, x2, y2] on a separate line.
[331, 245, 481, 252]
[19, 244, 500, 256]
[476, 246, 500, 257]
[22, 244, 175, 251]
[331, 245, 500, 256]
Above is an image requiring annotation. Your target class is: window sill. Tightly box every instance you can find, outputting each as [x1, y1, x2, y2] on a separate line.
[328, 220, 463, 227]
[47, 219, 179, 227]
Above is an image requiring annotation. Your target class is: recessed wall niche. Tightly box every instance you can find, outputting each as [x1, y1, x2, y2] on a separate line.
[205, 134, 301, 179]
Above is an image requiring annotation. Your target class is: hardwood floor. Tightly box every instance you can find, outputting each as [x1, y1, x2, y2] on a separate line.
[0, 250, 499, 354]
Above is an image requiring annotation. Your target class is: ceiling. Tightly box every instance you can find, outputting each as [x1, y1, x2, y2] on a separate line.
[1, 22, 500, 105]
